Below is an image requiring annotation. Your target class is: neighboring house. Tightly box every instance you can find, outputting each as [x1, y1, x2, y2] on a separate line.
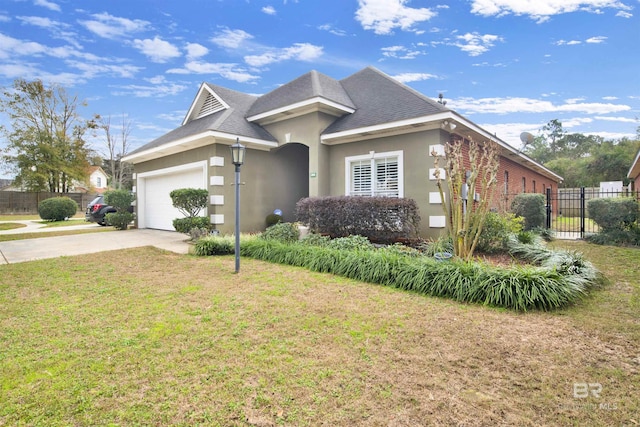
[88, 166, 109, 193]
[73, 166, 109, 194]
[123, 66, 562, 237]
[628, 148, 640, 192]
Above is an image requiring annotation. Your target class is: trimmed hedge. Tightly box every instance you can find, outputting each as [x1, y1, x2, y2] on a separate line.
[38, 197, 78, 221]
[173, 216, 211, 234]
[511, 193, 545, 231]
[295, 196, 420, 244]
[587, 197, 638, 232]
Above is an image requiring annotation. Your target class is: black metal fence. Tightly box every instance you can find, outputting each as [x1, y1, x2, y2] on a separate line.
[0, 191, 95, 214]
[545, 187, 639, 238]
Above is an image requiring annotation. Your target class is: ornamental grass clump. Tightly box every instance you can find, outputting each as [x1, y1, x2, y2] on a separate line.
[234, 237, 601, 311]
[194, 226, 600, 311]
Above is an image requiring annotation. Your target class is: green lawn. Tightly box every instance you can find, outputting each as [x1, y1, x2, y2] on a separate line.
[0, 241, 638, 426]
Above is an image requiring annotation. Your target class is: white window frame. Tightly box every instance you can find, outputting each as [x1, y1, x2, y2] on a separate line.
[345, 150, 404, 197]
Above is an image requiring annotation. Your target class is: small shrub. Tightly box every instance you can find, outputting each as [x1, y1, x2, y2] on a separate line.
[299, 233, 331, 247]
[378, 243, 421, 257]
[327, 235, 374, 251]
[266, 213, 282, 227]
[104, 190, 134, 212]
[173, 216, 211, 234]
[105, 212, 134, 230]
[588, 197, 638, 232]
[260, 222, 299, 243]
[475, 212, 523, 253]
[517, 231, 536, 244]
[296, 196, 420, 244]
[38, 197, 78, 221]
[194, 235, 235, 256]
[511, 193, 545, 230]
[169, 188, 208, 217]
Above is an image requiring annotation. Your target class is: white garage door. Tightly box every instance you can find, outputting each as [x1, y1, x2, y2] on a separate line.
[142, 167, 205, 230]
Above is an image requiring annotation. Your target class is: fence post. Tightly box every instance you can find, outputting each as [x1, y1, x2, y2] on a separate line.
[580, 187, 585, 238]
[546, 187, 552, 229]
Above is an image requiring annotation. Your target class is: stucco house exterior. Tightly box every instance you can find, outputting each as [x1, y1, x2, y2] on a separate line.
[123, 66, 561, 237]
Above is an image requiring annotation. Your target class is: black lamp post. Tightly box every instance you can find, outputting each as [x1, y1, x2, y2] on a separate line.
[230, 138, 246, 273]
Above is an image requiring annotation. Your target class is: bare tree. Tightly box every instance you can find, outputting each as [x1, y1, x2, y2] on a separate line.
[93, 113, 132, 189]
[433, 137, 500, 260]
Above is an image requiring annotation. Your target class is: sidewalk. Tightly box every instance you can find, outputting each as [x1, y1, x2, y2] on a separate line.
[0, 221, 191, 264]
[0, 219, 102, 235]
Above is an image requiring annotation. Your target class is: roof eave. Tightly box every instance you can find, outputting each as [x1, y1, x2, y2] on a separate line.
[122, 131, 278, 164]
[321, 111, 563, 183]
[247, 96, 355, 125]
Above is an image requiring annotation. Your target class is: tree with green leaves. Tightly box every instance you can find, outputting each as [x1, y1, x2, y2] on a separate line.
[0, 79, 92, 192]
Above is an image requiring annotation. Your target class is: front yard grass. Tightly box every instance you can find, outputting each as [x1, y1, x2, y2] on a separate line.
[0, 242, 638, 426]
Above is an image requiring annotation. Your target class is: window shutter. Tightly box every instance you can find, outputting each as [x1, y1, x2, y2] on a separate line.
[351, 160, 372, 196]
[375, 157, 398, 197]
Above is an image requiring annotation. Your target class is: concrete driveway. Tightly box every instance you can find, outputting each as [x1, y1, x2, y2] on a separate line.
[0, 221, 191, 265]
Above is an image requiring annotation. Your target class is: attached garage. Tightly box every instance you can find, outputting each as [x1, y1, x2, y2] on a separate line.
[136, 161, 207, 230]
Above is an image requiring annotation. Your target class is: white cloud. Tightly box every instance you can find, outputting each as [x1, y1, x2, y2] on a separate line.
[616, 10, 632, 17]
[262, 6, 276, 15]
[186, 42, 209, 60]
[34, 0, 61, 12]
[244, 43, 323, 67]
[111, 82, 188, 98]
[602, 96, 618, 100]
[0, 62, 83, 86]
[211, 28, 253, 49]
[594, 116, 638, 123]
[66, 60, 142, 78]
[451, 96, 631, 115]
[0, 33, 47, 58]
[318, 24, 348, 36]
[355, 0, 436, 35]
[454, 33, 503, 56]
[392, 72, 438, 83]
[79, 13, 150, 39]
[470, 0, 631, 23]
[477, 122, 540, 147]
[132, 37, 181, 63]
[586, 36, 607, 43]
[17, 16, 60, 29]
[381, 45, 424, 59]
[167, 61, 260, 83]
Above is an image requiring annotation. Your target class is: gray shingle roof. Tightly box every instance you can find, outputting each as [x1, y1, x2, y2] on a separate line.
[128, 67, 448, 157]
[246, 70, 355, 117]
[126, 84, 276, 157]
[323, 67, 449, 134]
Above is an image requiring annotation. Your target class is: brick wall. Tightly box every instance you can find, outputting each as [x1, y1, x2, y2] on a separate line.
[453, 138, 559, 212]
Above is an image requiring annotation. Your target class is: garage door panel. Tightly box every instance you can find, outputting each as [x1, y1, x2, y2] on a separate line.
[143, 169, 205, 230]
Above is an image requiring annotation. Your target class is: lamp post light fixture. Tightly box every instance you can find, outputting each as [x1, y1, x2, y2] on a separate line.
[230, 138, 246, 273]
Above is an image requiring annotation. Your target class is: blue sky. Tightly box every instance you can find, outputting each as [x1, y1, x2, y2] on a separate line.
[1, 0, 639, 177]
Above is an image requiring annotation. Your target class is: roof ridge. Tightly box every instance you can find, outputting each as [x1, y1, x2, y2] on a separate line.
[362, 66, 448, 111]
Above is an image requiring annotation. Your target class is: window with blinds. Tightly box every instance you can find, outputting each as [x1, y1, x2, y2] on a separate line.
[347, 151, 402, 197]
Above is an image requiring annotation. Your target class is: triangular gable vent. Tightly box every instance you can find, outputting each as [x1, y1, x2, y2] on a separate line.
[197, 93, 226, 119]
